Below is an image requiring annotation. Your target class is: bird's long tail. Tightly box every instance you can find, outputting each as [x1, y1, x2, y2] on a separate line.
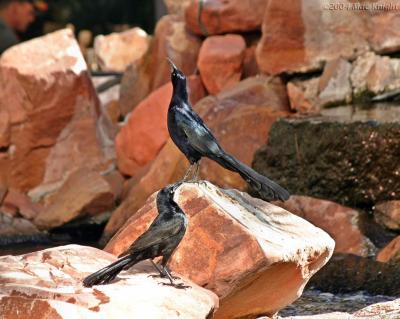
[83, 254, 137, 287]
[215, 152, 290, 201]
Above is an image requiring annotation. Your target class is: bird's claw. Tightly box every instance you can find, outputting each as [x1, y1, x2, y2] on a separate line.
[149, 274, 180, 280]
[160, 282, 191, 290]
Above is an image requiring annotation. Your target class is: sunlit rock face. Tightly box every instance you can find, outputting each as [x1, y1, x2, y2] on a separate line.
[253, 117, 400, 208]
[94, 27, 150, 72]
[256, 0, 400, 75]
[105, 182, 335, 318]
[0, 245, 218, 318]
[0, 29, 110, 193]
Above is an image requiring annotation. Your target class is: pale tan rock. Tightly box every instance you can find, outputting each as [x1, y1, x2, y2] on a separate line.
[276, 196, 374, 257]
[34, 168, 114, 229]
[198, 34, 246, 95]
[164, 0, 191, 15]
[106, 182, 335, 318]
[0, 213, 39, 237]
[119, 15, 201, 116]
[94, 27, 150, 72]
[104, 76, 290, 238]
[374, 200, 400, 231]
[353, 298, 400, 318]
[287, 78, 320, 114]
[0, 29, 103, 192]
[0, 245, 218, 319]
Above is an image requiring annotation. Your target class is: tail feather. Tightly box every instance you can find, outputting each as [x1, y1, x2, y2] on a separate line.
[83, 255, 135, 287]
[217, 153, 290, 201]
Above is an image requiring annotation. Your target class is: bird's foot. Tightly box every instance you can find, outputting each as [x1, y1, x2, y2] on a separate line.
[160, 281, 191, 290]
[148, 273, 180, 280]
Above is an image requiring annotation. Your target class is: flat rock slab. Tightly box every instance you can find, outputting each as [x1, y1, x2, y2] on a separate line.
[0, 245, 218, 319]
[105, 182, 334, 318]
[253, 117, 400, 208]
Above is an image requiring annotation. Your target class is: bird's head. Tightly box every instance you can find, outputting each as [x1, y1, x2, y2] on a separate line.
[167, 58, 187, 91]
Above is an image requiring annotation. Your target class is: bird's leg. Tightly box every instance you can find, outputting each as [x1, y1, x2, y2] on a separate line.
[160, 266, 190, 290]
[149, 260, 166, 278]
[192, 160, 201, 182]
[182, 163, 195, 182]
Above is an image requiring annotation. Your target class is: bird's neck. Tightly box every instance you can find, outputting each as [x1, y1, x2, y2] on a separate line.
[172, 82, 188, 103]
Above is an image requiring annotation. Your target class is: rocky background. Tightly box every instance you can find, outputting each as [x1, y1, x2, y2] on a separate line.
[0, 0, 400, 318]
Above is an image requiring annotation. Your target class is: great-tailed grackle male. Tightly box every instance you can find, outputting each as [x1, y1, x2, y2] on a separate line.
[167, 59, 290, 202]
[83, 182, 188, 288]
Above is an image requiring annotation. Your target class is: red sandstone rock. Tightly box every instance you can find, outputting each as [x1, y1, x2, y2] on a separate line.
[374, 200, 400, 231]
[0, 29, 104, 192]
[94, 27, 150, 72]
[164, 0, 191, 15]
[116, 76, 205, 176]
[256, 0, 400, 75]
[0, 188, 43, 220]
[185, 0, 268, 35]
[377, 236, 400, 264]
[119, 15, 201, 116]
[104, 76, 289, 238]
[105, 182, 335, 318]
[0, 245, 218, 318]
[34, 168, 115, 229]
[198, 34, 246, 95]
[243, 43, 260, 78]
[276, 196, 374, 257]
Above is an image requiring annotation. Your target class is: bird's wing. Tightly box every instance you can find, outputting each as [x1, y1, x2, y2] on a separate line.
[176, 107, 224, 156]
[119, 217, 184, 257]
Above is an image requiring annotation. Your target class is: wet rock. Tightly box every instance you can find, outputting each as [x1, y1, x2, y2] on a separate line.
[116, 76, 205, 176]
[119, 15, 201, 116]
[309, 253, 400, 296]
[104, 76, 290, 238]
[34, 168, 115, 229]
[287, 78, 319, 114]
[377, 236, 400, 265]
[373, 200, 400, 231]
[280, 289, 396, 318]
[94, 28, 150, 72]
[253, 117, 400, 208]
[0, 188, 43, 220]
[185, 0, 268, 35]
[0, 245, 218, 318]
[0, 29, 105, 192]
[198, 34, 246, 95]
[276, 196, 374, 257]
[105, 182, 334, 318]
[318, 58, 352, 107]
[351, 52, 400, 99]
[256, 0, 400, 75]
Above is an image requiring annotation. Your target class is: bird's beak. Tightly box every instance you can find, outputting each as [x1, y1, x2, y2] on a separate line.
[167, 58, 178, 72]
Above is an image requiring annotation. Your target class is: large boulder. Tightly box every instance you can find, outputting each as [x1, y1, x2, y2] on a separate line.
[276, 196, 374, 257]
[185, 0, 268, 35]
[0, 29, 109, 193]
[0, 245, 218, 318]
[119, 15, 201, 116]
[253, 117, 400, 208]
[256, 0, 400, 75]
[104, 76, 290, 238]
[94, 27, 150, 72]
[197, 34, 246, 95]
[116, 76, 205, 177]
[105, 182, 335, 318]
[33, 168, 115, 229]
